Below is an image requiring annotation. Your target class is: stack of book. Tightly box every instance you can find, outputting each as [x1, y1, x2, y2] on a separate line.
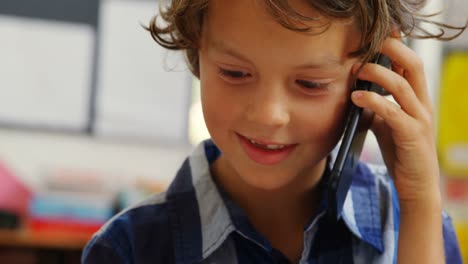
[27, 190, 117, 239]
[0, 161, 32, 230]
[26, 168, 118, 240]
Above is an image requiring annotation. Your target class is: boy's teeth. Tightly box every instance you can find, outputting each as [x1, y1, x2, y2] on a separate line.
[266, 144, 285, 150]
[248, 139, 286, 150]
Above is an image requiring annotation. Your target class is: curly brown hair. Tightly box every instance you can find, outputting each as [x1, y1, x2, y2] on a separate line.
[146, 0, 466, 78]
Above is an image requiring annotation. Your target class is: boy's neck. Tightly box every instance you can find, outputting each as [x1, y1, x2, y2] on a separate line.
[211, 157, 327, 262]
[211, 158, 326, 220]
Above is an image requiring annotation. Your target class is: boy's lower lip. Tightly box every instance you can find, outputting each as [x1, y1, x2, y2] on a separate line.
[237, 134, 297, 165]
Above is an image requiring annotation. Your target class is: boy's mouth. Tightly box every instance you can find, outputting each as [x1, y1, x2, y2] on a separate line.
[236, 133, 298, 165]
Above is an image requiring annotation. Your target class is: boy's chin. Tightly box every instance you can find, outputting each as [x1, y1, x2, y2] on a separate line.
[237, 167, 302, 191]
[233, 156, 328, 191]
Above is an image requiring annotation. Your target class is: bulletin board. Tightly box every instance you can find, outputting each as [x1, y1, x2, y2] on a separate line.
[0, 0, 192, 144]
[94, 0, 192, 145]
[0, 0, 99, 133]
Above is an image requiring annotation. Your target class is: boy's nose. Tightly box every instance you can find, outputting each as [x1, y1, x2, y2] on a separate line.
[245, 85, 290, 127]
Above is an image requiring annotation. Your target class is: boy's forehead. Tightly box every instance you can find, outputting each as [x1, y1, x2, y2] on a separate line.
[250, 0, 325, 17]
[282, 0, 326, 18]
[203, 0, 361, 62]
[205, 0, 356, 35]
[209, 0, 324, 25]
[208, 38, 346, 69]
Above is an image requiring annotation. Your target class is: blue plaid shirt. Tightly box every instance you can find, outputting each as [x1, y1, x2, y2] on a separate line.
[82, 139, 462, 264]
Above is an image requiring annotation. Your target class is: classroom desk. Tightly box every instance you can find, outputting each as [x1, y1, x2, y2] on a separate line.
[0, 228, 89, 264]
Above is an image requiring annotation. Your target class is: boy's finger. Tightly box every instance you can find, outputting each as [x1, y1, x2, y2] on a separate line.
[391, 61, 405, 78]
[353, 62, 425, 120]
[351, 90, 413, 134]
[370, 115, 395, 177]
[380, 38, 432, 111]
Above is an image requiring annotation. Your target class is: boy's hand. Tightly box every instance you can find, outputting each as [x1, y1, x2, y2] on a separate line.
[351, 37, 441, 208]
[350, 36, 445, 264]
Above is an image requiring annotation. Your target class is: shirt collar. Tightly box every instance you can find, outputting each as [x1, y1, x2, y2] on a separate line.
[166, 139, 384, 262]
[166, 139, 234, 263]
[340, 162, 385, 253]
[305, 159, 384, 253]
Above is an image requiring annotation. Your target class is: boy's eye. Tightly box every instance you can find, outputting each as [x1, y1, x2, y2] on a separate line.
[295, 79, 329, 90]
[218, 67, 251, 79]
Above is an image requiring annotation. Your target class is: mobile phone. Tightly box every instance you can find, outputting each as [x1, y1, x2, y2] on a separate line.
[326, 53, 392, 221]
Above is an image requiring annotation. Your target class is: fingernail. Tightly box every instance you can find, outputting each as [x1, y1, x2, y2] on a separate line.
[352, 91, 364, 99]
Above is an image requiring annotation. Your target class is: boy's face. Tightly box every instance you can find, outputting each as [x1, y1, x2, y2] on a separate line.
[199, 0, 362, 190]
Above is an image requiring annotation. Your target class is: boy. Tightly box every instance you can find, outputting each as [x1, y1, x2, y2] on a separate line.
[82, 0, 466, 263]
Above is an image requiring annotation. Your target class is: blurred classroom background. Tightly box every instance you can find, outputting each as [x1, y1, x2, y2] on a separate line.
[0, 0, 466, 263]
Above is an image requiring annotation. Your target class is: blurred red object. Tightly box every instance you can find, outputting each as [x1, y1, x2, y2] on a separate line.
[0, 161, 32, 216]
[445, 177, 468, 201]
[28, 217, 102, 239]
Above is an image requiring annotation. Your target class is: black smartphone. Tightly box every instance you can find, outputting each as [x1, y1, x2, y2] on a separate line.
[326, 53, 392, 221]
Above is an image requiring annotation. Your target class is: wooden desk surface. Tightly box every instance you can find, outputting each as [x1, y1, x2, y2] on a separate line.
[0, 229, 90, 250]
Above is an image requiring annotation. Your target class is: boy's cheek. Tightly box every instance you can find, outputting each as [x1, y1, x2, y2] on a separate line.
[295, 99, 349, 146]
[201, 81, 240, 124]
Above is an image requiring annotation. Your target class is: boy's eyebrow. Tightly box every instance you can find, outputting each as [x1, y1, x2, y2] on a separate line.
[210, 39, 345, 69]
[295, 57, 345, 69]
[210, 40, 254, 65]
